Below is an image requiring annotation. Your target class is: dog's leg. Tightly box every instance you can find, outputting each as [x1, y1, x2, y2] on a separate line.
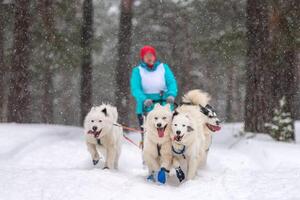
[173, 156, 185, 182]
[187, 157, 198, 180]
[105, 147, 117, 169]
[86, 142, 99, 165]
[144, 153, 160, 172]
[160, 144, 172, 170]
[114, 146, 121, 169]
[172, 156, 180, 169]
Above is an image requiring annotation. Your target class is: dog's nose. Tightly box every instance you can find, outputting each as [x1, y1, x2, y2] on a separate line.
[92, 126, 97, 131]
[157, 123, 162, 128]
[216, 120, 220, 126]
[176, 130, 181, 135]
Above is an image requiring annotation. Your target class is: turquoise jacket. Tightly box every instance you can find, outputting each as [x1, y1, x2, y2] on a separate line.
[130, 61, 178, 114]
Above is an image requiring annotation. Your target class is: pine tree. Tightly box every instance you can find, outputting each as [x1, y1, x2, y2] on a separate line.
[265, 97, 294, 142]
[80, 0, 94, 124]
[0, 2, 4, 121]
[115, 0, 133, 125]
[7, 0, 31, 123]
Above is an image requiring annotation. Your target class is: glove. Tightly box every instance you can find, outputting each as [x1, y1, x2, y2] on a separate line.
[144, 99, 153, 107]
[175, 167, 185, 182]
[157, 167, 169, 184]
[166, 96, 175, 104]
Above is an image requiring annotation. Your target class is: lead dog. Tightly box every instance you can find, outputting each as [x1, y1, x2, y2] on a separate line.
[171, 112, 205, 181]
[143, 103, 173, 184]
[84, 104, 122, 169]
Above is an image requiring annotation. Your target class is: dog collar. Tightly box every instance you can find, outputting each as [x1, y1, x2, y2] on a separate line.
[172, 145, 186, 159]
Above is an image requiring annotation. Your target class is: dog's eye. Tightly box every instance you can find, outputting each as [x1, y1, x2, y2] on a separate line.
[162, 117, 167, 120]
[174, 124, 177, 126]
[98, 120, 102, 123]
[154, 117, 158, 120]
[182, 125, 186, 127]
[91, 120, 94, 122]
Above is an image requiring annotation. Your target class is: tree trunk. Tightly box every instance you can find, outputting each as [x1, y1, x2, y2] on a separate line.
[244, 0, 273, 133]
[41, 66, 53, 123]
[268, 1, 299, 140]
[226, 65, 235, 122]
[115, 0, 133, 125]
[38, 0, 55, 123]
[80, 0, 93, 123]
[7, 0, 31, 123]
[0, 2, 5, 121]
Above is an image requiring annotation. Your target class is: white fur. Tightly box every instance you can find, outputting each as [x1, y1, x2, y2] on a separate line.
[84, 104, 122, 169]
[143, 104, 173, 174]
[177, 89, 220, 165]
[171, 113, 205, 180]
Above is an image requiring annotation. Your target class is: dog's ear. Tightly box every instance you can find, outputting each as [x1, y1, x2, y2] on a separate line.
[102, 108, 108, 117]
[164, 103, 171, 110]
[172, 110, 179, 119]
[200, 105, 209, 116]
[187, 126, 194, 132]
[205, 104, 213, 110]
[154, 103, 162, 109]
[91, 106, 96, 111]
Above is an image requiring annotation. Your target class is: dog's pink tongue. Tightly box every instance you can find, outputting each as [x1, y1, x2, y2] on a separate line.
[157, 128, 164, 138]
[214, 126, 221, 131]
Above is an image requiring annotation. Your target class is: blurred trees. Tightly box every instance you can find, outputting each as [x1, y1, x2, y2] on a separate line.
[7, 0, 31, 123]
[0, 0, 298, 127]
[80, 0, 94, 123]
[244, 0, 272, 133]
[244, 0, 299, 138]
[0, 1, 4, 121]
[116, 0, 133, 125]
[36, 0, 55, 123]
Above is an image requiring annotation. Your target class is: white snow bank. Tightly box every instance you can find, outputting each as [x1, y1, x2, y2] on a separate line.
[0, 122, 299, 200]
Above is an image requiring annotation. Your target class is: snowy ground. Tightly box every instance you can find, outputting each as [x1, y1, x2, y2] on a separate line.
[0, 122, 300, 200]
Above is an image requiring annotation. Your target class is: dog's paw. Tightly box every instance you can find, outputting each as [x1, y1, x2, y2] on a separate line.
[157, 168, 169, 184]
[146, 174, 155, 182]
[175, 167, 185, 182]
[102, 166, 109, 170]
[93, 160, 99, 165]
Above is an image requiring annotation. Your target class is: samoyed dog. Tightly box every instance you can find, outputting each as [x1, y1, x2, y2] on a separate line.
[84, 104, 122, 169]
[143, 103, 173, 184]
[177, 89, 221, 164]
[171, 111, 205, 182]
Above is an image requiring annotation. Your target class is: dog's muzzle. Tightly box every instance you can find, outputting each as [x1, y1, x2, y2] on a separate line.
[156, 124, 167, 138]
[174, 134, 184, 142]
[206, 123, 221, 132]
[87, 129, 102, 138]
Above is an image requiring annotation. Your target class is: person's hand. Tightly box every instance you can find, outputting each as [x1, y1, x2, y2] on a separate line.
[166, 96, 175, 104]
[144, 99, 153, 107]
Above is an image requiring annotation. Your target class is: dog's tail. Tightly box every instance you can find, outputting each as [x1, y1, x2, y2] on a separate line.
[182, 89, 211, 107]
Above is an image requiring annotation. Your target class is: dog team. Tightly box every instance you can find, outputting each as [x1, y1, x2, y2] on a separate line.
[83, 45, 221, 184]
[84, 89, 221, 184]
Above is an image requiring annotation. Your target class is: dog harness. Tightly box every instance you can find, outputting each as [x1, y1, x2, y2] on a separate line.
[97, 139, 102, 145]
[157, 144, 162, 157]
[172, 145, 186, 159]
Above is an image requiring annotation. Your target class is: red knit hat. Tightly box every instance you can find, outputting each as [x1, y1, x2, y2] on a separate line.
[140, 45, 156, 60]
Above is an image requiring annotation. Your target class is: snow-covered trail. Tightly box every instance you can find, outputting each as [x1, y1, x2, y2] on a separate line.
[0, 123, 300, 200]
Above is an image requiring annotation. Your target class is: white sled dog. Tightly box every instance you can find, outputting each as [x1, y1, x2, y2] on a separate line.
[177, 89, 221, 164]
[143, 103, 173, 184]
[84, 104, 122, 169]
[170, 112, 205, 181]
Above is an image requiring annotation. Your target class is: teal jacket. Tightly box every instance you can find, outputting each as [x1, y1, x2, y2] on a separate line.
[130, 61, 178, 114]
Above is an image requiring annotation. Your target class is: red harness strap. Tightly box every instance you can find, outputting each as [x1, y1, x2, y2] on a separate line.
[122, 134, 141, 149]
